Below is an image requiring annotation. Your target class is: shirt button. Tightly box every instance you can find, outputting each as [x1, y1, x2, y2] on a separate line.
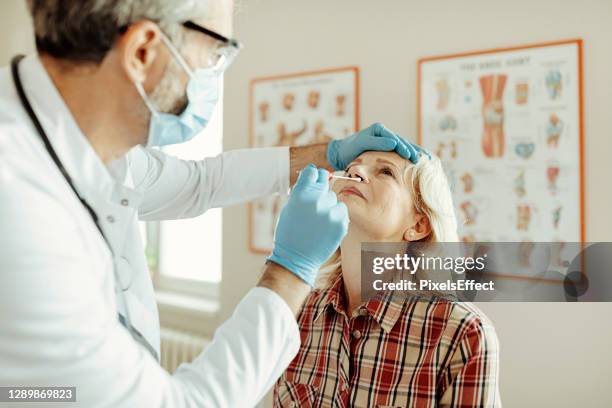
[341, 383, 348, 392]
[352, 329, 362, 339]
[106, 215, 115, 223]
[120, 198, 129, 206]
[359, 307, 368, 316]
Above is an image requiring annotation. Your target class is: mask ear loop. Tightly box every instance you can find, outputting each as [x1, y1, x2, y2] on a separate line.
[133, 31, 192, 116]
[134, 80, 159, 115]
[160, 32, 194, 77]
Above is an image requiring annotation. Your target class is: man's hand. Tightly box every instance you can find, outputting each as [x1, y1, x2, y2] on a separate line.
[327, 122, 431, 171]
[267, 164, 349, 287]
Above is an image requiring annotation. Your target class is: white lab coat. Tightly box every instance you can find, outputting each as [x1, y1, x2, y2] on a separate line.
[0, 54, 299, 407]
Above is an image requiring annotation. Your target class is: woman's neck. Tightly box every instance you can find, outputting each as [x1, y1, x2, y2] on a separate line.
[340, 226, 371, 314]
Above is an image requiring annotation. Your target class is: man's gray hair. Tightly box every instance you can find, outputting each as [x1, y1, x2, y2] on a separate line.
[26, 0, 209, 63]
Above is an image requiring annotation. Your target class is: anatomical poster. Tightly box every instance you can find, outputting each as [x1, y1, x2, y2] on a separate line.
[418, 40, 584, 243]
[249, 67, 359, 254]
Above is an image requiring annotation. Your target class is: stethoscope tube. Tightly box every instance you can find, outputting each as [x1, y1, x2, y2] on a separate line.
[10, 55, 158, 362]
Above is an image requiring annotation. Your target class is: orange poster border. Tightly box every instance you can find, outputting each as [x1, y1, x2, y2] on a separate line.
[247, 66, 361, 255]
[417, 39, 585, 285]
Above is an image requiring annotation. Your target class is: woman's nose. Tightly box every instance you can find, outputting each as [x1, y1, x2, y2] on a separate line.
[347, 166, 369, 183]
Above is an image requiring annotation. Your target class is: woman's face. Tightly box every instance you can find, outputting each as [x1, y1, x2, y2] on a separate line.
[332, 151, 422, 241]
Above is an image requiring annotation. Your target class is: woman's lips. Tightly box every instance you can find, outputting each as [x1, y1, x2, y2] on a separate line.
[339, 186, 366, 201]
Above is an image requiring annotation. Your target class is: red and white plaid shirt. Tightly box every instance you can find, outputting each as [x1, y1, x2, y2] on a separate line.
[274, 276, 501, 407]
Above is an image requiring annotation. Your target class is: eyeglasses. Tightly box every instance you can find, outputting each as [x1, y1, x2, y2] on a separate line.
[118, 20, 243, 74]
[182, 20, 243, 73]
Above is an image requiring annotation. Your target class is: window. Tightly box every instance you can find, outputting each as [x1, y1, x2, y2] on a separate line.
[144, 90, 223, 299]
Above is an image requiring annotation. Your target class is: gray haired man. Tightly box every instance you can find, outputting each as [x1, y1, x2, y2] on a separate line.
[0, 0, 425, 406]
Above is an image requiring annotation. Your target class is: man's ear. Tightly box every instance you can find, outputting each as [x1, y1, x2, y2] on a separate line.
[115, 20, 167, 87]
[403, 213, 431, 241]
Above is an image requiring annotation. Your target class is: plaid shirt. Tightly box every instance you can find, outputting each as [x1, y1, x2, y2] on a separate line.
[273, 276, 501, 408]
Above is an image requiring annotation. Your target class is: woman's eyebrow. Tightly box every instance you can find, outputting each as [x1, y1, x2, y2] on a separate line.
[376, 158, 400, 171]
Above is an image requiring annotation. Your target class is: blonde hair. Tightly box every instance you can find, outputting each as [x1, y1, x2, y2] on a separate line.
[316, 153, 459, 289]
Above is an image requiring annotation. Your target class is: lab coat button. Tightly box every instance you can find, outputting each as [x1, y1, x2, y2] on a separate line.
[120, 198, 129, 206]
[106, 215, 115, 223]
[116, 256, 133, 291]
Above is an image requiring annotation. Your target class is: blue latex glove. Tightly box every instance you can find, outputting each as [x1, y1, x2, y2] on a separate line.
[327, 122, 432, 171]
[267, 164, 349, 287]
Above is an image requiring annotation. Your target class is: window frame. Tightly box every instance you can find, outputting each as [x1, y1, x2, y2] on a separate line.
[147, 218, 221, 300]
[145, 86, 224, 302]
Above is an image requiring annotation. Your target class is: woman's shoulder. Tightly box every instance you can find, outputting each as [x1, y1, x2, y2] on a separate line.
[410, 297, 498, 343]
[444, 300, 495, 327]
[436, 299, 499, 351]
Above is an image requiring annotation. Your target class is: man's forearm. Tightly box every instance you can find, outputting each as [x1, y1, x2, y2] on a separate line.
[257, 261, 311, 316]
[289, 143, 332, 186]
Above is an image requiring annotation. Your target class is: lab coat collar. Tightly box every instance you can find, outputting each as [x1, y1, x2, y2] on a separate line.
[18, 54, 142, 253]
[19, 54, 116, 200]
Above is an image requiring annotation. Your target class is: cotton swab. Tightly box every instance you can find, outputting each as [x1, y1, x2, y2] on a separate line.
[295, 170, 362, 182]
[329, 174, 362, 182]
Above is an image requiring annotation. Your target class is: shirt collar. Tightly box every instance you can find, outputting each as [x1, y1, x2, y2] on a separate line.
[317, 275, 346, 319]
[314, 274, 408, 333]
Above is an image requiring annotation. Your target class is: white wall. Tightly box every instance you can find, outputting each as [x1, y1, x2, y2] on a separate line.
[0, 1, 33, 63]
[222, 1, 612, 407]
[1, 0, 611, 406]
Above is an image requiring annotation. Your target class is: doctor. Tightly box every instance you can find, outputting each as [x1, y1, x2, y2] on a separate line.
[0, 0, 426, 406]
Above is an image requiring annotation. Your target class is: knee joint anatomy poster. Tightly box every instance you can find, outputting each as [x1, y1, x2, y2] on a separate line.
[418, 40, 584, 244]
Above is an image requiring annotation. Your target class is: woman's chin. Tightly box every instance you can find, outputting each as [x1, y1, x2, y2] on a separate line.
[339, 195, 363, 213]
[341, 201, 366, 223]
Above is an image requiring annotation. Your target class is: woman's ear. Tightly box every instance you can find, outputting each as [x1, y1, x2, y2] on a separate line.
[403, 213, 431, 241]
[115, 20, 167, 87]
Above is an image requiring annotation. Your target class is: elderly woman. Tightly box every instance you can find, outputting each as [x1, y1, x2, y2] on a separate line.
[273, 150, 501, 407]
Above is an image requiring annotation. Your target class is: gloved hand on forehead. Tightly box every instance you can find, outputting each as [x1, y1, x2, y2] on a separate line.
[267, 164, 349, 287]
[327, 122, 431, 171]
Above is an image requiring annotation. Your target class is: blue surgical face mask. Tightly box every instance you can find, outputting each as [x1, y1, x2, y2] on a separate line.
[134, 34, 221, 147]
